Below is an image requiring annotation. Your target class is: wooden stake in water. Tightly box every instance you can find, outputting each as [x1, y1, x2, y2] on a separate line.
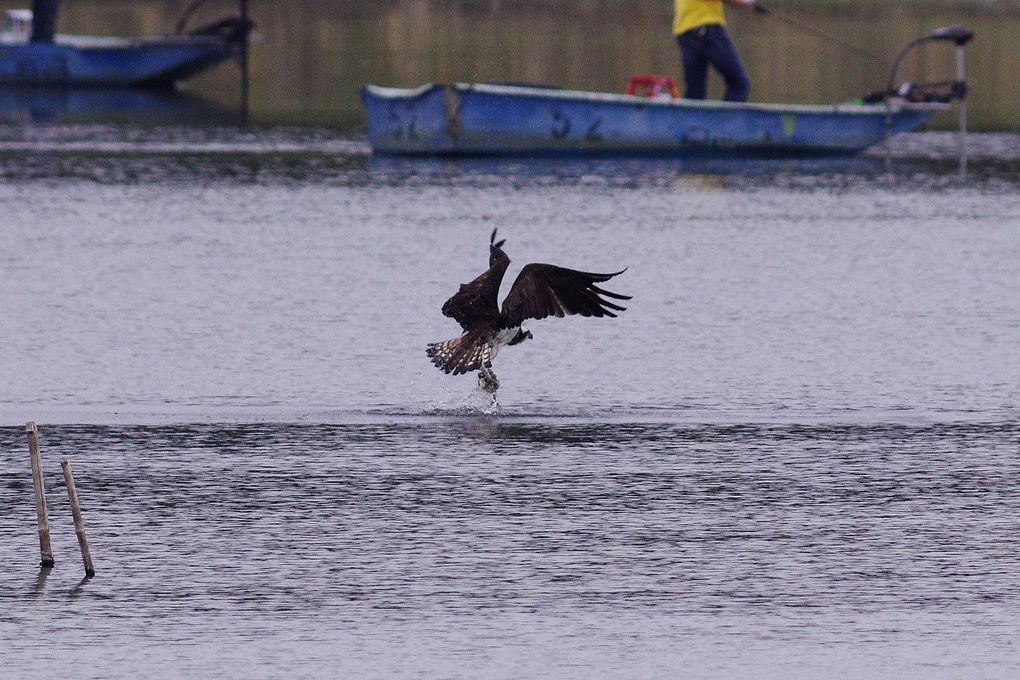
[26, 422, 55, 568]
[60, 458, 96, 578]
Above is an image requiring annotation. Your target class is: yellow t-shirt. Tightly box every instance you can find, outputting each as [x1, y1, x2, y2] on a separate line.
[673, 0, 726, 37]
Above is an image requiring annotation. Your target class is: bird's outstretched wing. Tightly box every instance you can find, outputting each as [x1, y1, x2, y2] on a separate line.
[441, 260, 509, 331]
[499, 264, 630, 327]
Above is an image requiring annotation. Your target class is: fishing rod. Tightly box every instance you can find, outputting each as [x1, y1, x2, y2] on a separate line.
[754, 3, 887, 64]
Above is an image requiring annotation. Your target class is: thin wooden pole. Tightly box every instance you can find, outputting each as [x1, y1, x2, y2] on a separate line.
[239, 0, 250, 125]
[26, 422, 55, 568]
[60, 458, 96, 578]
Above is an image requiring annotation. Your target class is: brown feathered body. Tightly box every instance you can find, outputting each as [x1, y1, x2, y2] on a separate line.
[426, 230, 630, 377]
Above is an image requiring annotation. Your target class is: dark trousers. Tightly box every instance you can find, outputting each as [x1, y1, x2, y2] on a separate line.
[677, 24, 751, 102]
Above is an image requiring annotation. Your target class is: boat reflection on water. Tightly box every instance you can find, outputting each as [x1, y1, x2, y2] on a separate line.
[0, 86, 235, 123]
[366, 149, 998, 185]
[366, 154, 886, 183]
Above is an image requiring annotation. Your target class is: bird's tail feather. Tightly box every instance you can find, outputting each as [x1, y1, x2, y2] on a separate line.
[426, 330, 492, 375]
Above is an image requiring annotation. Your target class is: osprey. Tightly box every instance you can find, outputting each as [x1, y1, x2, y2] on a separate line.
[427, 229, 630, 396]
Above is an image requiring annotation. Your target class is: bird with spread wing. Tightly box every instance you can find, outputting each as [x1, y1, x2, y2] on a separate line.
[427, 229, 630, 399]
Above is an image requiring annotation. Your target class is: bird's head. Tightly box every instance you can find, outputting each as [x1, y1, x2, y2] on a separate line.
[489, 228, 508, 267]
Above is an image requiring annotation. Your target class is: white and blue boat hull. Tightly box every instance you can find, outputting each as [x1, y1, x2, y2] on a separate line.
[0, 39, 238, 87]
[362, 83, 945, 158]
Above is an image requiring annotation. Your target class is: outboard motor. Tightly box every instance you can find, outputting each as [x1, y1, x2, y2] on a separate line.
[861, 26, 974, 174]
[862, 26, 974, 105]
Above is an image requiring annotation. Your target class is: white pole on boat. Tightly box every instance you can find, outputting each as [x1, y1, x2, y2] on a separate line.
[240, 0, 250, 125]
[923, 26, 973, 175]
[883, 103, 893, 174]
[956, 42, 968, 176]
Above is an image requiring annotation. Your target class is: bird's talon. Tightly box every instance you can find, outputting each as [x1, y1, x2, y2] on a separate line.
[477, 369, 500, 394]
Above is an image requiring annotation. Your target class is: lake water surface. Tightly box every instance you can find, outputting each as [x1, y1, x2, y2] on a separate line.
[1, 127, 1019, 678]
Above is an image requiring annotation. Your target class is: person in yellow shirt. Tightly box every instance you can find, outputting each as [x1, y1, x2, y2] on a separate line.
[674, 0, 763, 102]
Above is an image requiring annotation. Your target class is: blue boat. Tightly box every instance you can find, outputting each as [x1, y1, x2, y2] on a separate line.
[0, 1, 250, 87]
[363, 26, 974, 159]
[362, 82, 949, 158]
